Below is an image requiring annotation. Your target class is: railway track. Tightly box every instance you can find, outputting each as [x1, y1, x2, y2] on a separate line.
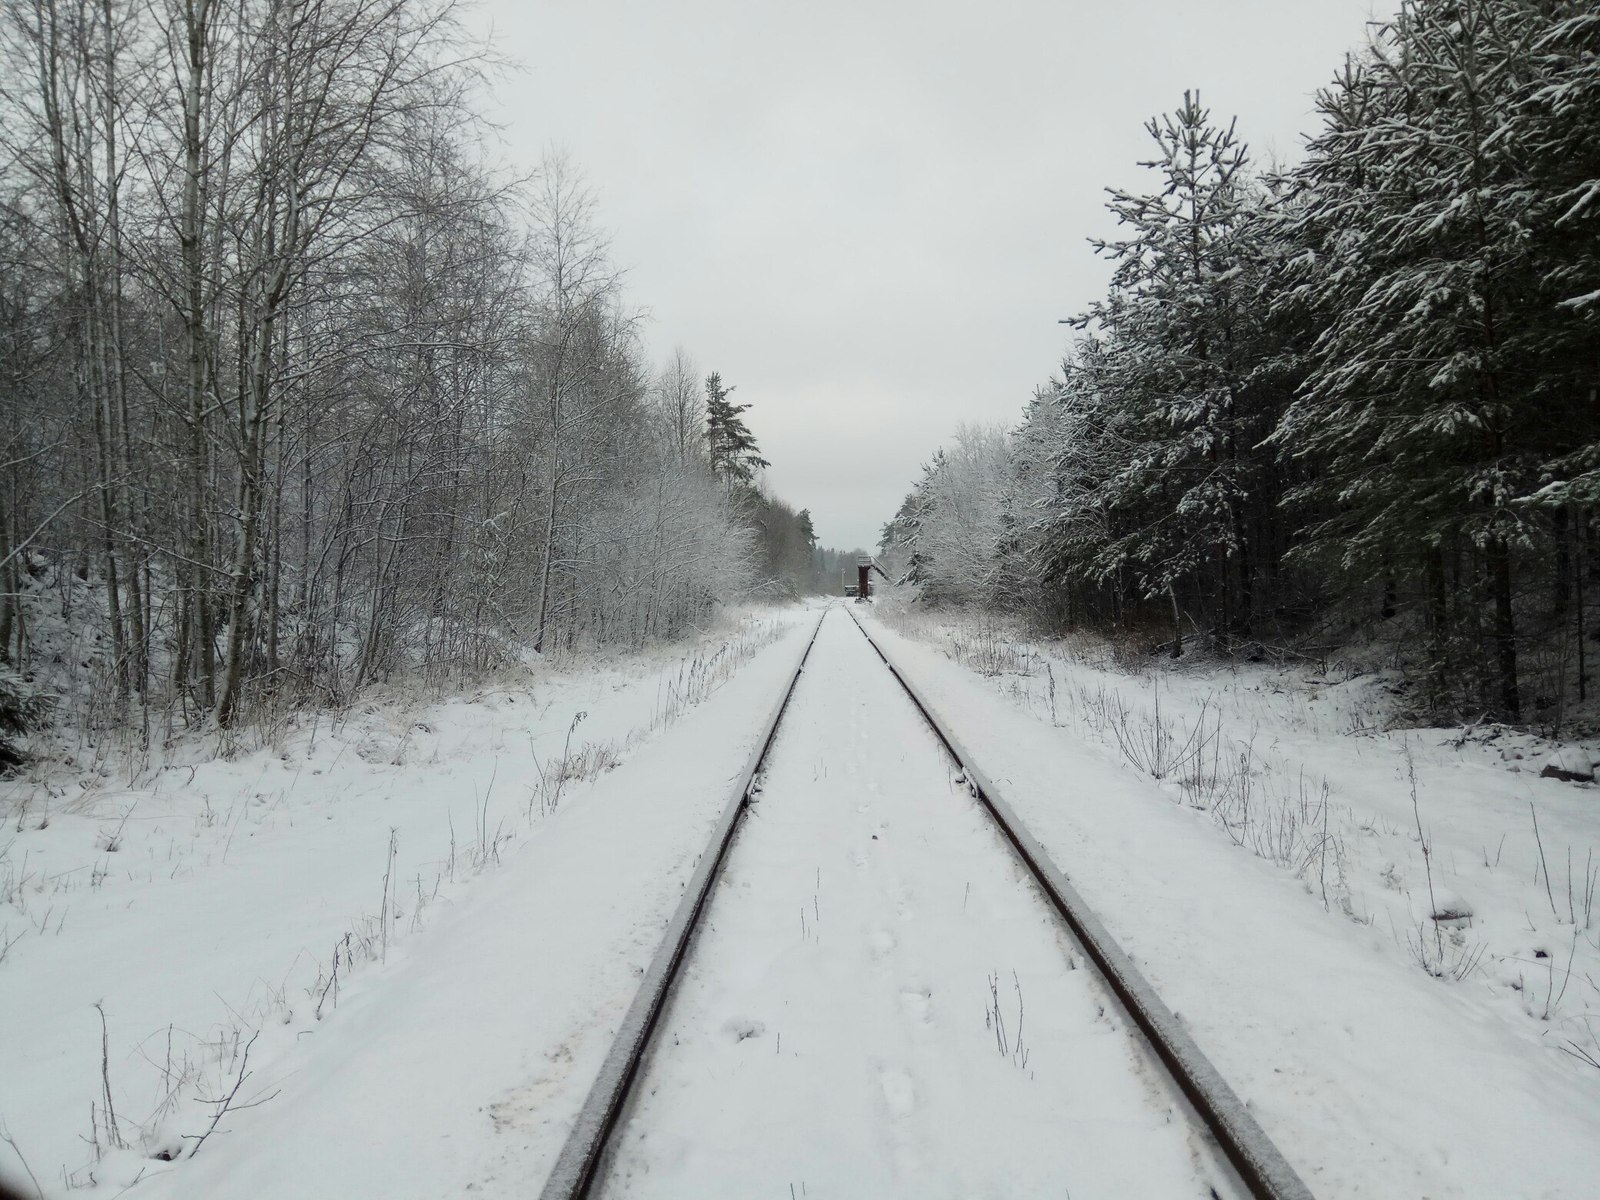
[538, 605, 1314, 1200]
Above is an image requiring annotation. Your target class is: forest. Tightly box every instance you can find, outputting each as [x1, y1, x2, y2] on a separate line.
[882, 0, 1600, 727]
[0, 0, 828, 753]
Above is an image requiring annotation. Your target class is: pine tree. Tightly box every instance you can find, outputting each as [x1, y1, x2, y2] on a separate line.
[1062, 92, 1277, 645]
[1514, 3, 1600, 508]
[1270, 0, 1561, 718]
[704, 372, 770, 490]
[881, 0, 1597, 722]
[1030, 352, 1141, 629]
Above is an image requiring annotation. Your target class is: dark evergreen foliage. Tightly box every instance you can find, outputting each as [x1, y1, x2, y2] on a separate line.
[0, 665, 53, 772]
[705, 372, 771, 489]
[888, 0, 1600, 725]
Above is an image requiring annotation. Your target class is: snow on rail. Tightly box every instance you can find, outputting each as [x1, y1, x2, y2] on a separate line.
[844, 604, 1316, 1200]
[536, 612, 827, 1200]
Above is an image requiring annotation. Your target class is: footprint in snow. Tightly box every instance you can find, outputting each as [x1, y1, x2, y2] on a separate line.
[870, 929, 896, 960]
[899, 988, 933, 1027]
[879, 1067, 916, 1116]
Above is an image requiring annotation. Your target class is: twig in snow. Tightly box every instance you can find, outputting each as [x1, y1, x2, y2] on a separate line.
[1405, 742, 1445, 972]
[1561, 1035, 1600, 1071]
[380, 828, 398, 964]
[477, 759, 499, 864]
[549, 712, 587, 811]
[184, 1032, 278, 1158]
[314, 941, 340, 1020]
[1531, 802, 1558, 917]
[986, 971, 1008, 1055]
[1583, 848, 1597, 930]
[98, 805, 135, 853]
[94, 1002, 125, 1151]
[1012, 970, 1029, 1070]
[1547, 929, 1580, 1020]
[0, 1119, 44, 1199]
[1568, 847, 1576, 927]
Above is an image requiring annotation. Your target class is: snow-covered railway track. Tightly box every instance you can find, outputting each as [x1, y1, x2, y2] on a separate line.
[538, 606, 1313, 1200]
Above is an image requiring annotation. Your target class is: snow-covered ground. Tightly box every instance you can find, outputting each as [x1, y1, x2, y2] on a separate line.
[865, 601, 1600, 1198]
[601, 609, 1234, 1198]
[0, 607, 814, 1196]
[7, 595, 1599, 1197]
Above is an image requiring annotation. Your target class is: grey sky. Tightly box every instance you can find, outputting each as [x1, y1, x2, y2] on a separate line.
[472, 0, 1378, 552]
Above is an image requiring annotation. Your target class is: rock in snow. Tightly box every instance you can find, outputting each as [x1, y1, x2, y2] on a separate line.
[1539, 745, 1597, 782]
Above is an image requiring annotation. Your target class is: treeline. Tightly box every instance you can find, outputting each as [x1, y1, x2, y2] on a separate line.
[0, 0, 807, 741]
[884, 0, 1599, 723]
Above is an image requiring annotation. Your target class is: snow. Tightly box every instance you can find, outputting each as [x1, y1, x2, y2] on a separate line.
[599, 609, 1234, 1198]
[0, 608, 812, 1196]
[6, 597, 1599, 1197]
[862, 605, 1600, 1198]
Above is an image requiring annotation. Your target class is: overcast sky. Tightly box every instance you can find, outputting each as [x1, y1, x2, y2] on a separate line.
[470, 0, 1379, 552]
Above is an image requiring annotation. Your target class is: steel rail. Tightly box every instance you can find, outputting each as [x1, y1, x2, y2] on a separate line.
[844, 604, 1316, 1200]
[536, 611, 827, 1200]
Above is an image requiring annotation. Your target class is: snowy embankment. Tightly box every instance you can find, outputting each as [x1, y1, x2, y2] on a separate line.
[0, 607, 816, 1197]
[864, 604, 1600, 1199]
